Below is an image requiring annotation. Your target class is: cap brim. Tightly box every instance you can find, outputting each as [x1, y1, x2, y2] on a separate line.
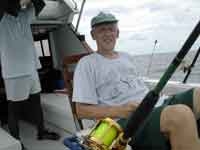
[92, 19, 118, 28]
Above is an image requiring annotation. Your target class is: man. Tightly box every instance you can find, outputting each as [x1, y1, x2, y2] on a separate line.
[72, 12, 200, 150]
[0, 0, 60, 148]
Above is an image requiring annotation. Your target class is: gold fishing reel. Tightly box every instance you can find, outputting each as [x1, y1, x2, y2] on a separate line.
[83, 118, 129, 150]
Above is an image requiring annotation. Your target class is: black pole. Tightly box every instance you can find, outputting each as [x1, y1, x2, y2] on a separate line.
[75, 0, 86, 32]
[183, 46, 200, 83]
[123, 20, 200, 140]
[146, 40, 158, 76]
[40, 40, 45, 56]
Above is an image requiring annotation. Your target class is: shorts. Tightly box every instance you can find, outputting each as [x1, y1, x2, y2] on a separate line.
[117, 88, 194, 150]
[4, 71, 41, 101]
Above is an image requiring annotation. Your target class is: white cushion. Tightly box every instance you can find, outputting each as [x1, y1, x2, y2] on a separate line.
[41, 93, 76, 133]
[0, 128, 21, 150]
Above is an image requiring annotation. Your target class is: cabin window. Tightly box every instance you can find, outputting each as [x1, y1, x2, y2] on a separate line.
[34, 39, 51, 57]
[35, 41, 43, 56]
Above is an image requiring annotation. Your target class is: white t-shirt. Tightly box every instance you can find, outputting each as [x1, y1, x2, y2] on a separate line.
[0, 6, 41, 79]
[72, 52, 150, 106]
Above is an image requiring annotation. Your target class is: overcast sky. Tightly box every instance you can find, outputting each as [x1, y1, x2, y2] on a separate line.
[73, 0, 200, 55]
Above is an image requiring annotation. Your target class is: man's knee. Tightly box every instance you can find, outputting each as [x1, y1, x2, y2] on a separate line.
[193, 88, 200, 119]
[160, 104, 194, 134]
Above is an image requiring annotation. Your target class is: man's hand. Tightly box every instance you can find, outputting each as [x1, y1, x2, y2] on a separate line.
[121, 102, 140, 118]
[20, 0, 31, 9]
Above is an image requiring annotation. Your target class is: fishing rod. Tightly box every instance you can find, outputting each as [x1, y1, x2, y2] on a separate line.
[182, 46, 200, 83]
[117, 20, 200, 147]
[146, 40, 158, 76]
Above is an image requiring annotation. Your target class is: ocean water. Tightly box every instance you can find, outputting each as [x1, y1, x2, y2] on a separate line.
[132, 50, 200, 84]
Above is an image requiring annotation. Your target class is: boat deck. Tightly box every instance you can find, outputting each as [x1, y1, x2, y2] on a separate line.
[1, 93, 75, 150]
[20, 121, 70, 150]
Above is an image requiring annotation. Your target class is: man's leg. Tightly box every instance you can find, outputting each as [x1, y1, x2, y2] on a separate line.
[167, 88, 200, 135]
[28, 93, 44, 133]
[129, 88, 200, 150]
[8, 100, 22, 140]
[128, 106, 170, 150]
[160, 104, 200, 150]
[28, 93, 60, 140]
[193, 88, 200, 119]
[0, 94, 8, 126]
[166, 88, 200, 118]
[197, 119, 200, 136]
[4, 76, 32, 150]
[193, 88, 200, 135]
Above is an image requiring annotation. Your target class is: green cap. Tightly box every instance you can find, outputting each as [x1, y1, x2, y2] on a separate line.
[91, 12, 118, 28]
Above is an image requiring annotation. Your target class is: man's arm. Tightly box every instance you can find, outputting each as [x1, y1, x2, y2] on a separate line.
[75, 102, 139, 120]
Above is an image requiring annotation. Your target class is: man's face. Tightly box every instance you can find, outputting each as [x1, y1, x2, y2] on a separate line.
[91, 23, 119, 51]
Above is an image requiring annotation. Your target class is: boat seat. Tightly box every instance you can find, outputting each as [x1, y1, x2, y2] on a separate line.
[0, 127, 21, 150]
[63, 52, 91, 130]
[40, 93, 77, 133]
[39, 53, 91, 133]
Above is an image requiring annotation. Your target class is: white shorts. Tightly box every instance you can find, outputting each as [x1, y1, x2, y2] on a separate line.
[4, 71, 41, 101]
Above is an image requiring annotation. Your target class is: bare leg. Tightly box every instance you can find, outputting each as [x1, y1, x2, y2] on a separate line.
[160, 104, 200, 150]
[193, 88, 200, 120]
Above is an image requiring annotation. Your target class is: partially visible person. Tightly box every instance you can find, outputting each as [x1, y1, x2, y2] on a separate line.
[72, 12, 200, 150]
[0, 0, 60, 148]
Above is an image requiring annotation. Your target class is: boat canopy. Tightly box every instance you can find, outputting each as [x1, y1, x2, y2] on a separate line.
[32, 0, 79, 40]
[37, 0, 78, 21]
